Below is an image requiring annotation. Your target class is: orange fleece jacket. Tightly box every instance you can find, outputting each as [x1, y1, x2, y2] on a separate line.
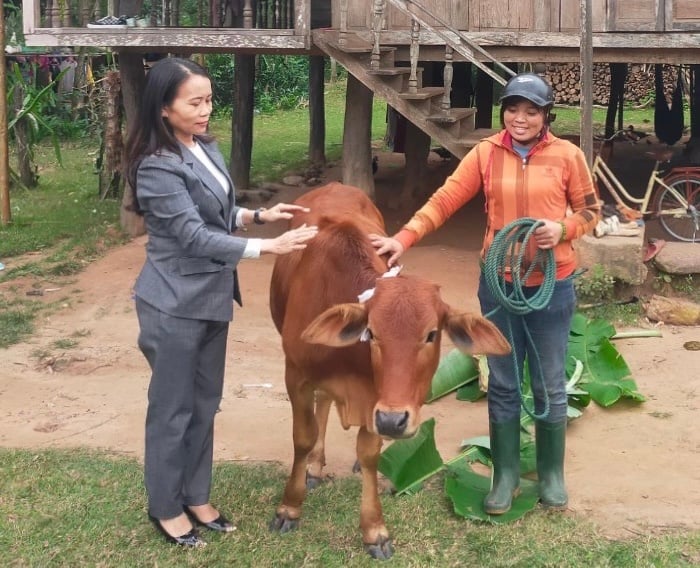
[395, 130, 601, 285]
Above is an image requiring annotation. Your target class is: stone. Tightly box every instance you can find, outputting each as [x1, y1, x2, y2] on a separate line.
[645, 294, 700, 325]
[653, 242, 700, 274]
[282, 175, 305, 186]
[574, 232, 647, 285]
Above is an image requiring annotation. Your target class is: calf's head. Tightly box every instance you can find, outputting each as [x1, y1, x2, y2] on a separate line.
[301, 277, 510, 439]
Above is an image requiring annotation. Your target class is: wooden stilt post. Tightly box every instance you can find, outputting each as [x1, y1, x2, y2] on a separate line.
[339, 0, 348, 46]
[580, 0, 594, 166]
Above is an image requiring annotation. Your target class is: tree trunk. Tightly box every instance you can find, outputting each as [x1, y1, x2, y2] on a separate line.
[13, 83, 38, 188]
[308, 55, 326, 167]
[230, 54, 255, 194]
[342, 74, 374, 197]
[118, 51, 147, 237]
[99, 71, 123, 200]
[70, 51, 88, 122]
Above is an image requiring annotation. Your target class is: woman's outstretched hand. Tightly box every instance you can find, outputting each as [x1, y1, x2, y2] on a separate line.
[369, 233, 404, 267]
[260, 223, 318, 255]
[259, 204, 310, 223]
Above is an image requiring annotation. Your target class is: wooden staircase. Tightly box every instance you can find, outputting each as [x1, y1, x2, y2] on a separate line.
[313, 29, 496, 160]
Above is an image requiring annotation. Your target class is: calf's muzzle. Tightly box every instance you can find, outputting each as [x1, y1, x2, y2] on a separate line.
[375, 409, 411, 438]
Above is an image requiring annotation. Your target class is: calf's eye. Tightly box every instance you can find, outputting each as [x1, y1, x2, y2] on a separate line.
[426, 330, 437, 343]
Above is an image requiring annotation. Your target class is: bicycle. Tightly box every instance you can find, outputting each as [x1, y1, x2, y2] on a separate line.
[591, 138, 700, 243]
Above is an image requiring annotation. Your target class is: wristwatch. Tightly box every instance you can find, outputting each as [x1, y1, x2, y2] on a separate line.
[253, 208, 266, 225]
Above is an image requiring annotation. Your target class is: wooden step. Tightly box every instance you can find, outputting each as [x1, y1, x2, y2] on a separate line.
[458, 128, 500, 150]
[335, 43, 396, 56]
[319, 32, 397, 59]
[398, 86, 444, 101]
[367, 67, 413, 77]
[426, 107, 477, 124]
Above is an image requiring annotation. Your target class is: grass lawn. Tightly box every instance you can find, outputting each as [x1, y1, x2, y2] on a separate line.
[0, 448, 698, 567]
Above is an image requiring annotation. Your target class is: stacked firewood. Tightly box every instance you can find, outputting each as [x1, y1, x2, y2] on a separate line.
[543, 63, 679, 106]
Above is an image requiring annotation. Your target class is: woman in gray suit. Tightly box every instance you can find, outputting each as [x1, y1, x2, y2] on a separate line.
[125, 57, 317, 548]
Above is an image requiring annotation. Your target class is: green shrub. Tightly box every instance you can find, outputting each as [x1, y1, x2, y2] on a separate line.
[205, 54, 343, 114]
[574, 264, 615, 305]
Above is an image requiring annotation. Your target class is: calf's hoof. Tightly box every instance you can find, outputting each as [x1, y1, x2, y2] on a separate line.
[364, 536, 394, 560]
[269, 513, 299, 534]
[305, 473, 323, 490]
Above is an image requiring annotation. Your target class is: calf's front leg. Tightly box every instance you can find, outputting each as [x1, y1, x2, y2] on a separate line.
[356, 426, 394, 560]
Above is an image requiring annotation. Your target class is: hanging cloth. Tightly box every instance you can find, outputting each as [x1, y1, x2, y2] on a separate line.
[690, 65, 699, 138]
[654, 64, 684, 145]
[605, 63, 628, 138]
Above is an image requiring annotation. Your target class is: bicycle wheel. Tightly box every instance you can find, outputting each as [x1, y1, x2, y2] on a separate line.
[654, 174, 700, 242]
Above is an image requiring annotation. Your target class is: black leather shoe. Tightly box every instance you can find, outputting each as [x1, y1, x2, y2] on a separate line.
[148, 515, 207, 547]
[185, 506, 237, 533]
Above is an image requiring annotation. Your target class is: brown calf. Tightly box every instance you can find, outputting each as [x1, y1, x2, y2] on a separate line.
[268, 182, 510, 559]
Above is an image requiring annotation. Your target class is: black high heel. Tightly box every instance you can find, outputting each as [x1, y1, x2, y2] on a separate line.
[148, 514, 207, 547]
[184, 506, 237, 533]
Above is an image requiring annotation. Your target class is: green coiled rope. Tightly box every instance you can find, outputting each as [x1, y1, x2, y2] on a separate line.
[483, 218, 557, 314]
[482, 217, 558, 420]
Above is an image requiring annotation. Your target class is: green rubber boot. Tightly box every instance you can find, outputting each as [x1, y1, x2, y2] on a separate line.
[536, 420, 568, 510]
[484, 418, 522, 515]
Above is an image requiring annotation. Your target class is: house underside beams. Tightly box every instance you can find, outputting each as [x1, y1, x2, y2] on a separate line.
[20, 28, 700, 64]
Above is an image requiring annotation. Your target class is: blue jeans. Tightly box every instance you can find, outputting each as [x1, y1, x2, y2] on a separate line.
[478, 273, 576, 424]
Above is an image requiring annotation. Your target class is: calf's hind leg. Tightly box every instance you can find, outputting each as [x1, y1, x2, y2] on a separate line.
[270, 365, 317, 533]
[356, 426, 394, 560]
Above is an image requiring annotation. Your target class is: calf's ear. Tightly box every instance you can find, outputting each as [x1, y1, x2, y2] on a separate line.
[301, 303, 369, 347]
[445, 309, 511, 356]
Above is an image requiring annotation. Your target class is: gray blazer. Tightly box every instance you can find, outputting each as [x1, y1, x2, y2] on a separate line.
[133, 139, 246, 322]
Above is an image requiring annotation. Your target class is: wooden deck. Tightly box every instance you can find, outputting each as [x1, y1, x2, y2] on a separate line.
[20, 28, 700, 64]
[20, 0, 700, 63]
[21, 27, 313, 53]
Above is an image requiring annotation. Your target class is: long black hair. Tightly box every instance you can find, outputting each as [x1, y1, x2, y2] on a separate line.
[124, 57, 213, 211]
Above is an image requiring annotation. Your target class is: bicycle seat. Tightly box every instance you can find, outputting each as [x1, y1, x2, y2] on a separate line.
[645, 149, 674, 163]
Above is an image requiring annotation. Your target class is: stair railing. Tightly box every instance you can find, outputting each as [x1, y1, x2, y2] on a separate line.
[380, 0, 515, 87]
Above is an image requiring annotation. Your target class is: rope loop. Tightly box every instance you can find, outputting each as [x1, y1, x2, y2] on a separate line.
[482, 217, 559, 421]
[483, 218, 556, 315]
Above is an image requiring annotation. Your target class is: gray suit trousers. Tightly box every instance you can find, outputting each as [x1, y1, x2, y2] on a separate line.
[136, 297, 229, 519]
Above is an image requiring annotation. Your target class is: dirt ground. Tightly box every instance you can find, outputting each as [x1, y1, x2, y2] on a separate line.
[1, 145, 699, 540]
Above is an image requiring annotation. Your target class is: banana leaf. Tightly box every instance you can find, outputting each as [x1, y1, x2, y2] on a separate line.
[567, 313, 646, 406]
[566, 358, 592, 411]
[461, 431, 536, 475]
[378, 418, 444, 495]
[459, 435, 491, 465]
[444, 459, 539, 523]
[425, 349, 480, 403]
[456, 380, 485, 401]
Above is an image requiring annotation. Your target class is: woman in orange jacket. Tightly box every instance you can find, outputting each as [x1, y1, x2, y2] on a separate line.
[372, 72, 601, 515]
